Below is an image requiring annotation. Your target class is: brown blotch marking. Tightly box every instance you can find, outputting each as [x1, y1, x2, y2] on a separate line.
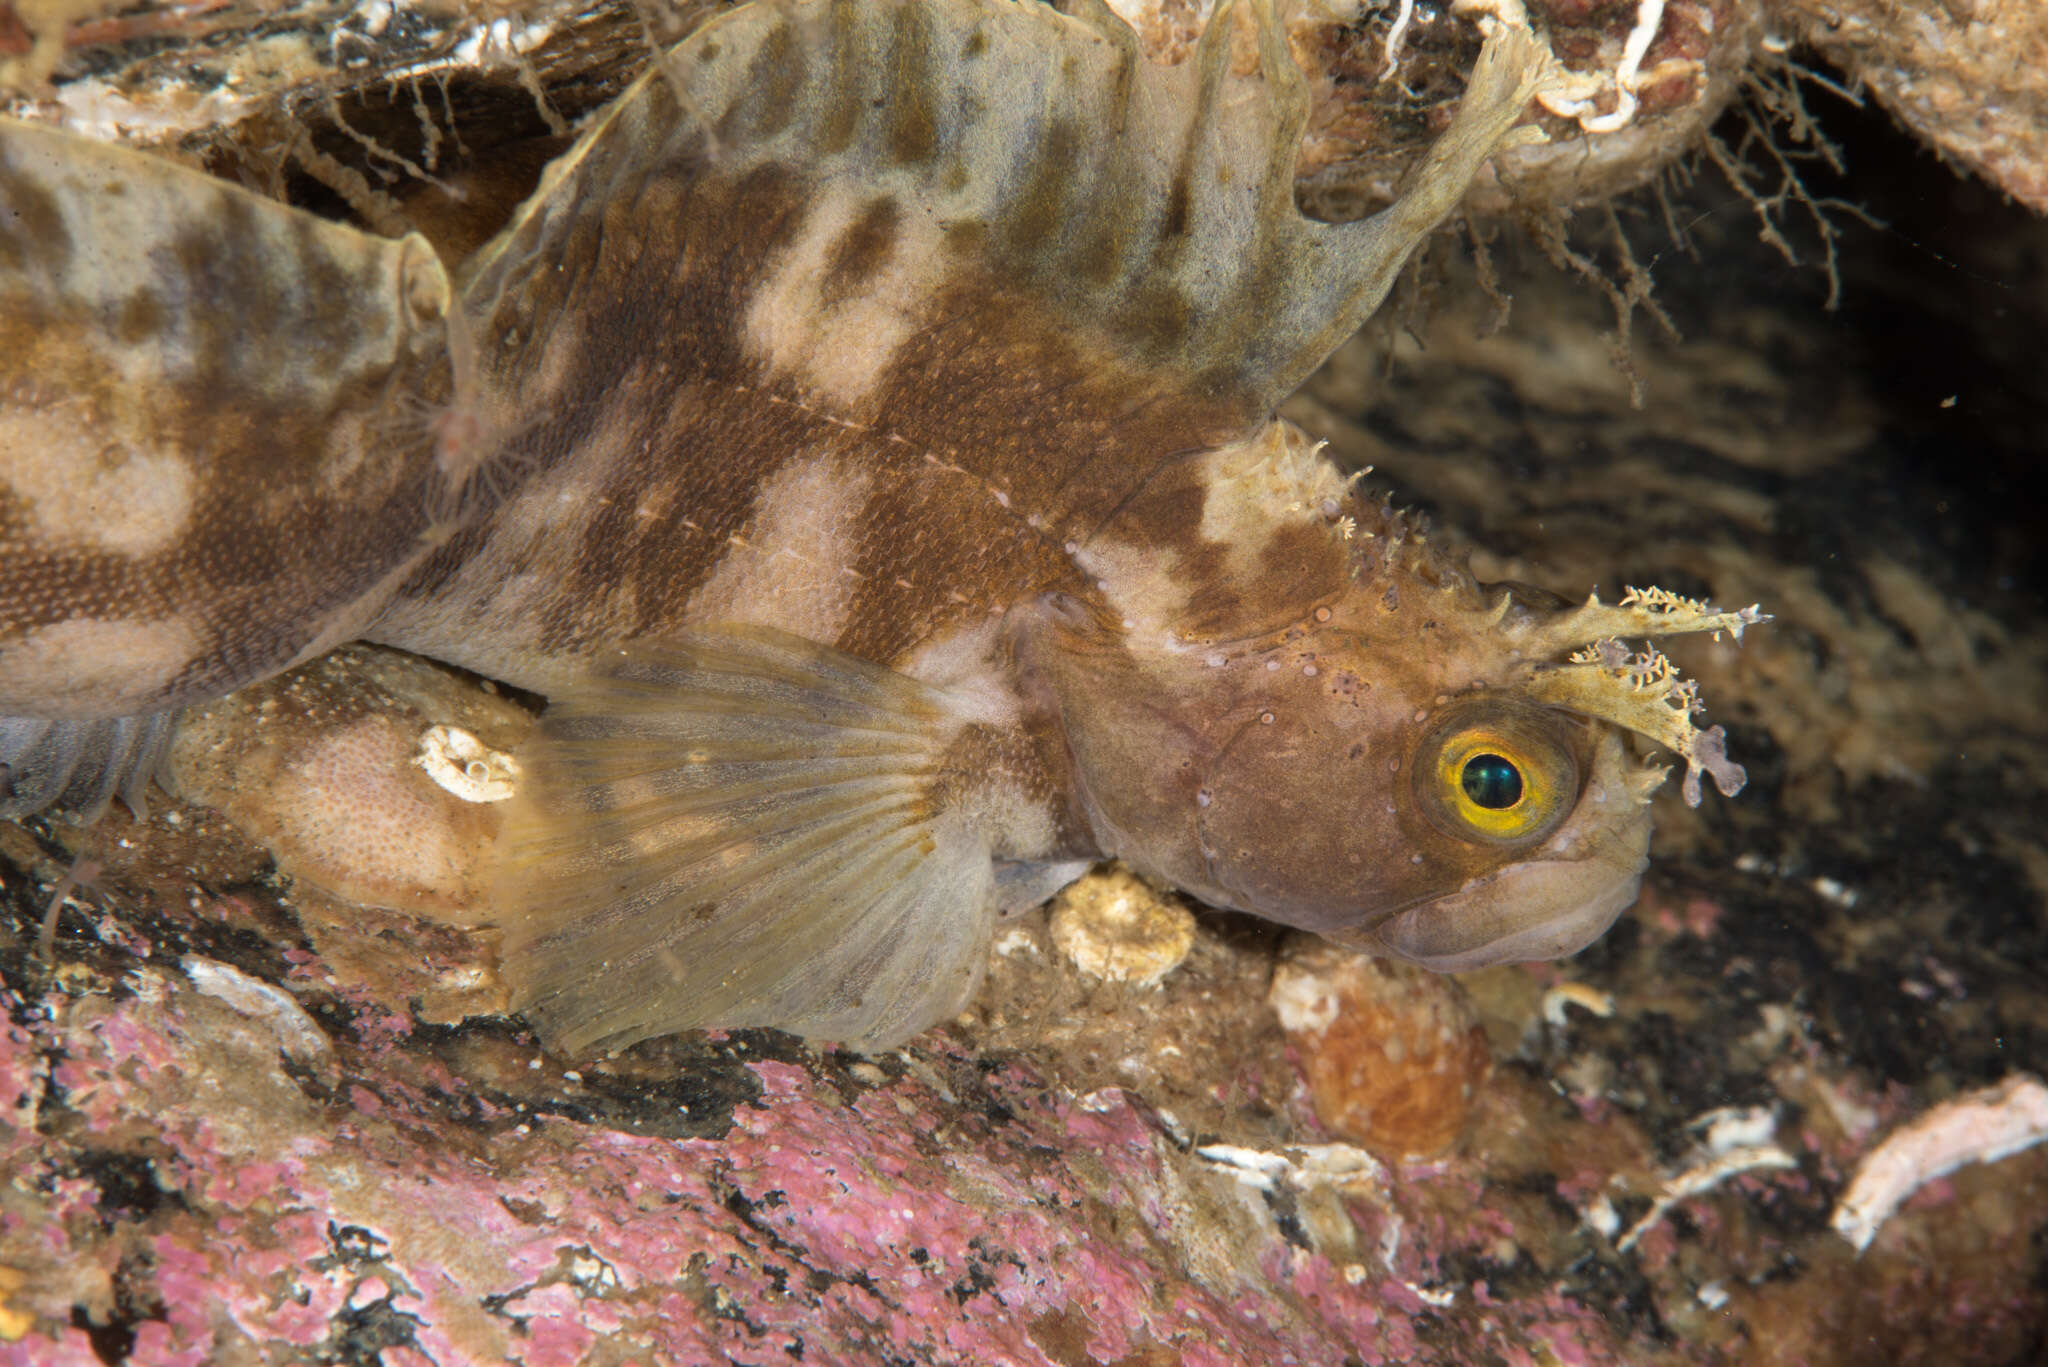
[813, 0, 869, 158]
[0, 169, 460, 714]
[1119, 279, 1196, 365]
[962, 27, 987, 58]
[998, 119, 1081, 262]
[1144, 122, 1206, 286]
[1180, 577, 1251, 640]
[168, 194, 282, 377]
[0, 356, 449, 708]
[943, 219, 986, 256]
[291, 211, 393, 365]
[115, 288, 164, 346]
[1159, 171, 1191, 242]
[885, 4, 940, 165]
[811, 268, 1258, 659]
[0, 160, 73, 274]
[1259, 519, 1346, 586]
[1070, 189, 1137, 290]
[426, 151, 825, 653]
[718, 19, 802, 144]
[821, 195, 901, 305]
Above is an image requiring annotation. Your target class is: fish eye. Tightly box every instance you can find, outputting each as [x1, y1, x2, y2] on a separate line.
[1412, 701, 1580, 848]
[1460, 753, 1522, 809]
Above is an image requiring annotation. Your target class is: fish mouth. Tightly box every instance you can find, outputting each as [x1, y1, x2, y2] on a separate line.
[1356, 730, 1653, 972]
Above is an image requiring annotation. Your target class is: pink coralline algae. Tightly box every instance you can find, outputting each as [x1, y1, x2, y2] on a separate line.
[0, 951, 1644, 1367]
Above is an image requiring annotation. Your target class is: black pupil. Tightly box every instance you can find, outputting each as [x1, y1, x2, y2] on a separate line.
[1461, 753, 1523, 809]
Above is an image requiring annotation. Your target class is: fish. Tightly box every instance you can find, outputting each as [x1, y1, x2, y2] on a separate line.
[0, 0, 1764, 1053]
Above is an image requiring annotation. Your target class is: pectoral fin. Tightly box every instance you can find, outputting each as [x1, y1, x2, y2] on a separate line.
[492, 626, 997, 1054]
[0, 712, 176, 822]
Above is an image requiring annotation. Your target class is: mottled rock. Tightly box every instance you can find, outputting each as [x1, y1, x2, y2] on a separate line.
[1271, 942, 1494, 1159]
[1787, 0, 2048, 212]
[168, 646, 533, 925]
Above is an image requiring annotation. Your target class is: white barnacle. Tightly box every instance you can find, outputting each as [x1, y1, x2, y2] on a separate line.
[416, 724, 520, 802]
[1049, 867, 1195, 987]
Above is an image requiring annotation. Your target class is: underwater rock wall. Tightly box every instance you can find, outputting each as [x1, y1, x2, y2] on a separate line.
[3, 3, 2046, 1364]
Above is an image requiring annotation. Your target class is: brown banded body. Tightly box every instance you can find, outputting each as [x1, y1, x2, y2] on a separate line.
[0, 0, 1763, 1052]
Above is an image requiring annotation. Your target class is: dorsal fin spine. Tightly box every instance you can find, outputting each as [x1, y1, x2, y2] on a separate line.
[1289, 24, 1545, 388]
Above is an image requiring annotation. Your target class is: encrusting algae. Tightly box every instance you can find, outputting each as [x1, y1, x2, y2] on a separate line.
[1, 0, 1764, 1053]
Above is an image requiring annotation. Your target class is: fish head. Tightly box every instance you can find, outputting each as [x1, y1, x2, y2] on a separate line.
[1032, 423, 1766, 973]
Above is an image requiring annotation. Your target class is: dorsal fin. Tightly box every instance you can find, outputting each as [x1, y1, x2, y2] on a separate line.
[463, 0, 1540, 435]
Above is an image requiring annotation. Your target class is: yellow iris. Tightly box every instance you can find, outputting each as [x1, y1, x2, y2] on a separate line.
[1413, 702, 1580, 848]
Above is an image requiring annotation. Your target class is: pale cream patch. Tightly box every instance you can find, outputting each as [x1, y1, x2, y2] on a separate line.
[0, 411, 194, 557]
[686, 455, 870, 642]
[1068, 538, 1193, 652]
[0, 615, 201, 715]
[267, 716, 493, 920]
[954, 771, 1060, 868]
[900, 618, 1022, 729]
[901, 624, 1058, 869]
[316, 412, 375, 496]
[740, 185, 944, 409]
[1195, 420, 1351, 570]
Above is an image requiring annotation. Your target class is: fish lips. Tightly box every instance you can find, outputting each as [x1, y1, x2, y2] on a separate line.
[1356, 731, 1653, 972]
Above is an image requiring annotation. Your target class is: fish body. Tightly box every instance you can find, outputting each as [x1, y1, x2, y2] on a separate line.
[0, 0, 1760, 1050]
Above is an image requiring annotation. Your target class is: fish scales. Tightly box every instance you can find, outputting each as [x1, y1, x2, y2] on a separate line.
[0, 0, 1764, 1051]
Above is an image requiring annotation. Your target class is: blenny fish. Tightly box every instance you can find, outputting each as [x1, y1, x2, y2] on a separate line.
[0, 0, 1762, 1051]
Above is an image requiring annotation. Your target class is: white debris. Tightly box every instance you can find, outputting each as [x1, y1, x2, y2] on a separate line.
[1583, 1191, 1620, 1239]
[991, 927, 1040, 958]
[384, 13, 560, 82]
[433, 965, 490, 992]
[446, 16, 557, 68]
[1690, 1105, 1780, 1153]
[1268, 956, 1343, 1034]
[1618, 1144, 1797, 1252]
[1195, 1142, 1386, 1195]
[1456, 0, 1698, 138]
[1380, 0, 1417, 80]
[1832, 1074, 2048, 1254]
[1810, 875, 1860, 908]
[416, 724, 520, 802]
[1579, 0, 1665, 133]
[1542, 981, 1616, 1027]
[1198, 1143, 1292, 1190]
[182, 957, 331, 1063]
[1615, 1106, 1794, 1253]
[48, 79, 253, 142]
